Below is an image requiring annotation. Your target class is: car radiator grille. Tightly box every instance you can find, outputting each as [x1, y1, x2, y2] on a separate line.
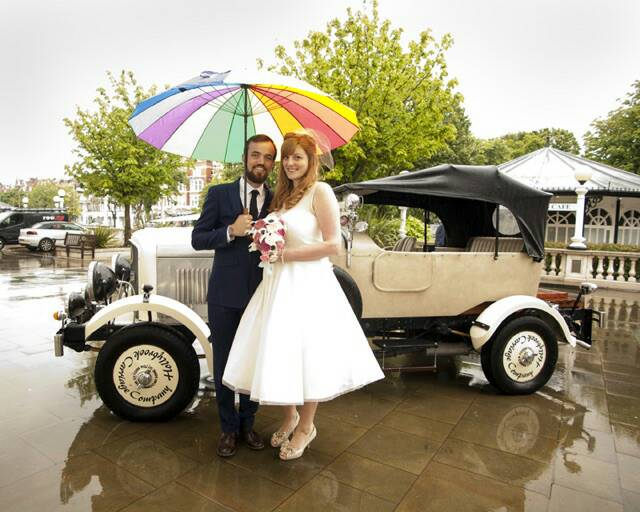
[175, 267, 210, 306]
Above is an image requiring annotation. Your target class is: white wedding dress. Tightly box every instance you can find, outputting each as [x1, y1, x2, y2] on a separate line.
[222, 183, 384, 405]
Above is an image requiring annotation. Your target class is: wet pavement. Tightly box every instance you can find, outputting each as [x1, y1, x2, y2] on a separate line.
[0, 248, 639, 511]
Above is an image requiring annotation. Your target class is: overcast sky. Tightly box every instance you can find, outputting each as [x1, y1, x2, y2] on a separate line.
[1, 0, 638, 185]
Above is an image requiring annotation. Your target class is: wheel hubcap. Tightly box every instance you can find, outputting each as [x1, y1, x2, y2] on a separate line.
[502, 331, 546, 383]
[133, 367, 157, 388]
[112, 344, 179, 407]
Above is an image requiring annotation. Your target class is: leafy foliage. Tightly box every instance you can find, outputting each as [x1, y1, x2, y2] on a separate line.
[27, 183, 81, 218]
[585, 80, 640, 174]
[260, 0, 458, 184]
[359, 205, 426, 248]
[90, 225, 117, 248]
[475, 128, 580, 165]
[0, 187, 23, 207]
[64, 71, 189, 243]
[545, 240, 640, 252]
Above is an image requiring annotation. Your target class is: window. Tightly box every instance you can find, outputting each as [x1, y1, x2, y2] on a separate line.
[191, 178, 204, 193]
[546, 212, 575, 244]
[0, 214, 24, 227]
[585, 208, 613, 244]
[619, 209, 640, 245]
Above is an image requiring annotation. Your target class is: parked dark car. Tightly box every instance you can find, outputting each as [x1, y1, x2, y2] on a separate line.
[0, 209, 68, 250]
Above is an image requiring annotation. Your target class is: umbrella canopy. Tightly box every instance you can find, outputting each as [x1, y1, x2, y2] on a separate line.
[129, 70, 359, 162]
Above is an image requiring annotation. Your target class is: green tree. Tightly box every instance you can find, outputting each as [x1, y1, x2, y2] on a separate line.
[417, 99, 484, 167]
[27, 182, 81, 218]
[260, 0, 458, 184]
[0, 187, 23, 207]
[27, 182, 57, 208]
[64, 70, 189, 243]
[476, 128, 580, 165]
[584, 80, 640, 174]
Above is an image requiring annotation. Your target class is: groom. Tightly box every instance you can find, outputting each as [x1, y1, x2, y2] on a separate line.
[192, 134, 277, 457]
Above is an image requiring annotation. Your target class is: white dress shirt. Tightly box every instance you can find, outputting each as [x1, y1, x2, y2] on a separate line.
[227, 177, 267, 242]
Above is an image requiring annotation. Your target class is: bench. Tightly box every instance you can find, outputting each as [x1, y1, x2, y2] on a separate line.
[466, 236, 524, 253]
[63, 233, 96, 259]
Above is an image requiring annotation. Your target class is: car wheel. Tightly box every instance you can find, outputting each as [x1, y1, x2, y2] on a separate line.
[333, 265, 363, 319]
[480, 341, 497, 387]
[487, 316, 558, 395]
[94, 324, 200, 421]
[0, 238, 5, 251]
[38, 238, 55, 252]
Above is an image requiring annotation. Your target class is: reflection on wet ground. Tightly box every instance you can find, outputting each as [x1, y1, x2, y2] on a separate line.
[0, 250, 639, 511]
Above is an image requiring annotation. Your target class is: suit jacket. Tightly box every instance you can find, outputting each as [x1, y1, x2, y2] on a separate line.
[191, 179, 273, 310]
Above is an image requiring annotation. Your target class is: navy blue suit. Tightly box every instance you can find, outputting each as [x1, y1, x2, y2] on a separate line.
[191, 179, 272, 434]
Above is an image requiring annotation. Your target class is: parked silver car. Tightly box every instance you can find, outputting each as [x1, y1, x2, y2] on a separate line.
[19, 221, 86, 252]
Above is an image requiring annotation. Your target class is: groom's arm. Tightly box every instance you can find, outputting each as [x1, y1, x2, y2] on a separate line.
[191, 186, 231, 250]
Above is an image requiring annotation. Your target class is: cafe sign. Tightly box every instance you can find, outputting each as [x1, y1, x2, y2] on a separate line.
[548, 203, 577, 211]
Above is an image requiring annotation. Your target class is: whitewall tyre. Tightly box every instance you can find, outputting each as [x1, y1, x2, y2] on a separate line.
[95, 324, 200, 421]
[485, 316, 558, 395]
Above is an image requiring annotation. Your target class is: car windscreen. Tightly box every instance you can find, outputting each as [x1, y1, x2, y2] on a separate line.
[0, 213, 24, 227]
[30, 222, 50, 229]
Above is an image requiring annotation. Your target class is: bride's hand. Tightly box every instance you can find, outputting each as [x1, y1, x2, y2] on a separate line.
[270, 248, 286, 263]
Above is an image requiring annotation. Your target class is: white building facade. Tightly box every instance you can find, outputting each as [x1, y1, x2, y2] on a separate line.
[77, 160, 224, 227]
[499, 148, 640, 247]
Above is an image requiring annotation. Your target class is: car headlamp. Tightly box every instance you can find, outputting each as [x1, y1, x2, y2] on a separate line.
[345, 193, 362, 210]
[66, 291, 87, 319]
[111, 254, 132, 282]
[86, 261, 117, 302]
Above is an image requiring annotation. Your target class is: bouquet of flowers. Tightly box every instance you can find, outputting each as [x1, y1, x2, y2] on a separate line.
[248, 212, 287, 272]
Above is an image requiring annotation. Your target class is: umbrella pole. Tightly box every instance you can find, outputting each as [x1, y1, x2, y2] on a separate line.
[243, 84, 248, 214]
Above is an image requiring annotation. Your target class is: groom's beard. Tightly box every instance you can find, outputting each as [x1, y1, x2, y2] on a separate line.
[245, 165, 268, 185]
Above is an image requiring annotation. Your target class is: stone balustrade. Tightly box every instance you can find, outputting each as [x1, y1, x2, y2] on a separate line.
[542, 248, 640, 291]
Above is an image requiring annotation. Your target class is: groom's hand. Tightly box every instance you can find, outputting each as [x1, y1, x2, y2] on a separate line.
[229, 213, 253, 237]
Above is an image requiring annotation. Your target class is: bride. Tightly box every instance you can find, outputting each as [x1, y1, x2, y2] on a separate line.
[223, 130, 384, 460]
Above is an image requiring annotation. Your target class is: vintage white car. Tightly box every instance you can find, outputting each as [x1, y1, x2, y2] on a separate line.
[54, 164, 603, 421]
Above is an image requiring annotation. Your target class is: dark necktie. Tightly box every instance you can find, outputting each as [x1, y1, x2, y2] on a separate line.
[249, 189, 259, 220]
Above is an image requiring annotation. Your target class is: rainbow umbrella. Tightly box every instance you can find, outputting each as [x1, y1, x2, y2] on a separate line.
[128, 69, 360, 163]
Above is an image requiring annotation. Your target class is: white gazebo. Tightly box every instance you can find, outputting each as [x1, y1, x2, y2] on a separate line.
[499, 147, 640, 246]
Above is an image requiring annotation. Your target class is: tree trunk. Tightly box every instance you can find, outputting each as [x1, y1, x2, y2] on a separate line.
[124, 202, 131, 245]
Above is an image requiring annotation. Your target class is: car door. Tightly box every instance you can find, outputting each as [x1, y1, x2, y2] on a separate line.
[63, 223, 85, 243]
[0, 213, 25, 243]
[47, 223, 68, 244]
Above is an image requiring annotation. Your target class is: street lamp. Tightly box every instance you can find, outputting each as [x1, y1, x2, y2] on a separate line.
[22, 196, 28, 208]
[398, 170, 410, 238]
[58, 188, 66, 209]
[568, 167, 593, 250]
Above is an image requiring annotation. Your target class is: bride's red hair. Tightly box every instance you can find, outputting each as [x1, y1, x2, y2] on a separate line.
[271, 132, 320, 211]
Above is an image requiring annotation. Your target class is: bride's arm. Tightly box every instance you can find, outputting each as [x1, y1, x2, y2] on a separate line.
[281, 182, 341, 262]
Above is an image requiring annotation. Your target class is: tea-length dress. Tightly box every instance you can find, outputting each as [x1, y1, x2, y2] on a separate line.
[222, 182, 384, 405]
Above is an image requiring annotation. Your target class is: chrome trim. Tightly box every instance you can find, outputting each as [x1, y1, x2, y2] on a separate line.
[576, 339, 591, 349]
[54, 333, 64, 357]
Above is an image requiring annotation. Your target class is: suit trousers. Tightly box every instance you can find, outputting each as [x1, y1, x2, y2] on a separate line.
[210, 304, 259, 433]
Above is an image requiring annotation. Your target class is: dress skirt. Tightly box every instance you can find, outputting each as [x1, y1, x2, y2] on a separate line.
[222, 258, 384, 405]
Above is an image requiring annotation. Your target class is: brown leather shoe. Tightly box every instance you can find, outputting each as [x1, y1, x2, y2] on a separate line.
[217, 432, 238, 457]
[242, 429, 265, 450]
